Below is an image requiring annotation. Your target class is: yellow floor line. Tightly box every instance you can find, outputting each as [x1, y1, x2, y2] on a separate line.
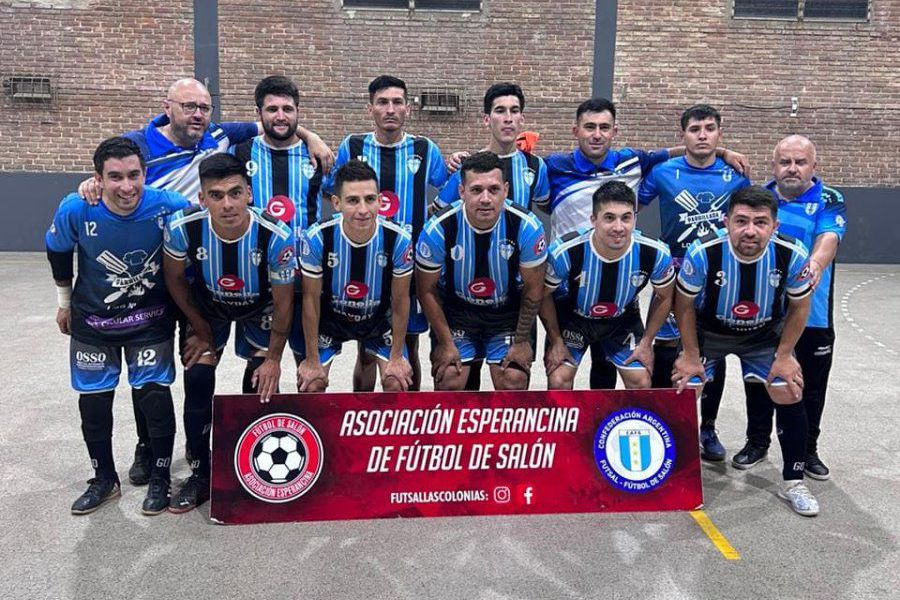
[690, 510, 741, 560]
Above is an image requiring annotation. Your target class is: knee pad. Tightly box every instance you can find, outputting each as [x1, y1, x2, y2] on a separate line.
[78, 390, 115, 442]
[133, 383, 176, 438]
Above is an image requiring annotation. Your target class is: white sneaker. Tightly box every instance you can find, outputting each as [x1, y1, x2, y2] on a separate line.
[778, 481, 820, 517]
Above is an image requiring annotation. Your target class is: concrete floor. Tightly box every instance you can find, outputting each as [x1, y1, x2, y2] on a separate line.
[0, 254, 897, 599]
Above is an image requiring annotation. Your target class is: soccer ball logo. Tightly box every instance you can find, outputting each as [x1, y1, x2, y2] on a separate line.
[252, 431, 305, 484]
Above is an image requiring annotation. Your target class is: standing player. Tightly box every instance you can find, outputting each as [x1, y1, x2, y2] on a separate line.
[672, 186, 818, 516]
[638, 104, 751, 462]
[328, 75, 449, 391]
[416, 152, 547, 391]
[736, 135, 846, 479]
[296, 161, 414, 392]
[163, 154, 296, 513]
[47, 137, 190, 515]
[542, 182, 675, 390]
[230, 75, 324, 388]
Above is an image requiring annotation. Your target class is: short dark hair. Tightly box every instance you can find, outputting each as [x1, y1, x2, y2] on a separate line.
[333, 159, 378, 196]
[368, 75, 407, 102]
[483, 82, 525, 115]
[576, 97, 616, 122]
[459, 151, 504, 185]
[198, 153, 249, 185]
[591, 181, 635, 214]
[93, 136, 145, 174]
[727, 185, 778, 219]
[680, 104, 721, 131]
[254, 75, 299, 109]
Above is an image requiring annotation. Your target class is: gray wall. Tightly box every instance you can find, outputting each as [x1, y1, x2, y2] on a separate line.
[1, 171, 896, 264]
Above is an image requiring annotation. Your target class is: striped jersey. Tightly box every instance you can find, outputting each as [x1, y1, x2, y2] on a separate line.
[546, 229, 675, 319]
[638, 156, 751, 258]
[436, 149, 549, 211]
[545, 147, 669, 239]
[230, 136, 323, 241]
[327, 133, 448, 238]
[677, 229, 812, 335]
[125, 114, 257, 200]
[768, 178, 847, 329]
[416, 201, 547, 310]
[299, 216, 413, 323]
[163, 206, 296, 320]
[46, 188, 190, 345]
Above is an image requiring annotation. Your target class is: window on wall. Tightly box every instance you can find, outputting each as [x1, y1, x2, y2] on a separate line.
[343, 0, 482, 10]
[732, 0, 870, 21]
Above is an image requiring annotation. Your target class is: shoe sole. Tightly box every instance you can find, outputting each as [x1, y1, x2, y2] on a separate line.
[700, 450, 726, 462]
[804, 468, 831, 481]
[71, 488, 122, 515]
[731, 455, 767, 470]
[142, 504, 170, 516]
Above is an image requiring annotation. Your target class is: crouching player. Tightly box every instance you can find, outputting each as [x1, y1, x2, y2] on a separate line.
[163, 153, 296, 513]
[416, 151, 547, 391]
[672, 185, 817, 516]
[296, 160, 414, 392]
[541, 181, 675, 389]
[47, 137, 190, 515]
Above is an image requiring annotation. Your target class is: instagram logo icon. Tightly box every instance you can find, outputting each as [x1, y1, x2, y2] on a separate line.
[493, 486, 511, 504]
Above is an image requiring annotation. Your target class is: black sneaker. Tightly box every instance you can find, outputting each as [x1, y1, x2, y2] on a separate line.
[699, 426, 726, 462]
[128, 443, 152, 486]
[141, 478, 171, 516]
[804, 453, 831, 481]
[71, 478, 121, 515]
[168, 474, 210, 514]
[731, 443, 768, 470]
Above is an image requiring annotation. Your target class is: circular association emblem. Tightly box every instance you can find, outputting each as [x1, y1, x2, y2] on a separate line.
[344, 280, 369, 300]
[731, 300, 759, 319]
[234, 413, 324, 504]
[467, 277, 496, 298]
[217, 275, 244, 291]
[267, 195, 295, 223]
[594, 408, 676, 493]
[378, 190, 400, 218]
[590, 302, 618, 317]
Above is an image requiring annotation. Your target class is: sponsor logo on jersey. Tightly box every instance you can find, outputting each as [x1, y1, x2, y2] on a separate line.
[407, 155, 422, 174]
[403, 245, 414, 266]
[590, 302, 618, 317]
[450, 244, 464, 261]
[499, 240, 515, 261]
[344, 281, 369, 300]
[96, 248, 162, 305]
[523, 168, 535, 187]
[594, 407, 676, 494]
[731, 300, 759, 319]
[673, 190, 729, 244]
[562, 328, 585, 346]
[218, 275, 245, 291]
[378, 191, 400, 218]
[467, 277, 496, 298]
[233, 413, 323, 504]
[267, 195, 295, 223]
[278, 245, 295, 268]
[75, 350, 107, 371]
[301, 159, 316, 180]
[767, 269, 783, 288]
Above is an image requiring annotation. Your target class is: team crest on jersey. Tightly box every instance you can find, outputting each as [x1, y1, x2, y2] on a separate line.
[155, 214, 167, 230]
[233, 413, 323, 504]
[278, 245, 295, 268]
[630, 271, 647, 288]
[450, 244, 464, 261]
[722, 168, 733, 182]
[376, 252, 389, 268]
[246, 160, 259, 178]
[250, 248, 263, 267]
[533, 234, 546, 256]
[417, 241, 432, 260]
[682, 260, 694, 276]
[96, 248, 162, 305]
[523, 168, 535, 187]
[499, 240, 516, 261]
[805, 202, 818, 215]
[407, 155, 423, 174]
[301, 159, 316, 179]
[768, 269, 783, 288]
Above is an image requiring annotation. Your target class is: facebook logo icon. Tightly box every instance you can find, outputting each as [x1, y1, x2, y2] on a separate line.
[516, 484, 535, 506]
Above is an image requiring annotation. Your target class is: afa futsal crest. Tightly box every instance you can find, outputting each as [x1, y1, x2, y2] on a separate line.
[234, 413, 324, 504]
[594, 408, 676, 493]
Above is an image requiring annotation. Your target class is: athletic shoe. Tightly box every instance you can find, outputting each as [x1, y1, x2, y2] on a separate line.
[71, 478, 121, 515]
[731, 443, 768, 470]
[804, 453, 831, 481]
[128, 443, 152, 486]
[699, 426, 726, 462]
[778, 480, 820, 517]
[168, 474, 210, 514]
[141, 478, 171, 516]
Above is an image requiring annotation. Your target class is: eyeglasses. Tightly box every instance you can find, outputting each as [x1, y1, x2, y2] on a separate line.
[167, 100, 214, 115]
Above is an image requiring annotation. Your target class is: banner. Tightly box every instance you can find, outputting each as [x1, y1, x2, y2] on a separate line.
[210, 389, 702, 525]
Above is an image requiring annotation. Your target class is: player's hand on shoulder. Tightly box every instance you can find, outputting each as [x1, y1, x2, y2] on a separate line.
[56, 307, 71, 335]
[77, 177, 102, 205]
[305, 133, 334, 175]
[446, 151, 470, 174]
[722, 149, 751, 179]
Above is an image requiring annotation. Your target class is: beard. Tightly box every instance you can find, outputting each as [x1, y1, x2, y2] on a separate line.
[263, 120, 298, 142]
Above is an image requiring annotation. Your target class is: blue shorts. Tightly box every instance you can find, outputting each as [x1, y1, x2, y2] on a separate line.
[187, 310, 271, 360]
[559, 311, 646, 370]
[449, 327, 519, 364]
[407, 297, 429, 336]
[655, 313, 681, 342]
[241, 302, 306, 360]
[70, 337, 175, 393]
[689, 328, 786, 386]
[316, 315, 405, 366]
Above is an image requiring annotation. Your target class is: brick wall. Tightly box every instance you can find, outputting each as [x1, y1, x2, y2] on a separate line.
[0, 1, 194, 172]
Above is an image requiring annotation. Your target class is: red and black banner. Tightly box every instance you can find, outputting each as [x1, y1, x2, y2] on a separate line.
[210, 390, 702, 525]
